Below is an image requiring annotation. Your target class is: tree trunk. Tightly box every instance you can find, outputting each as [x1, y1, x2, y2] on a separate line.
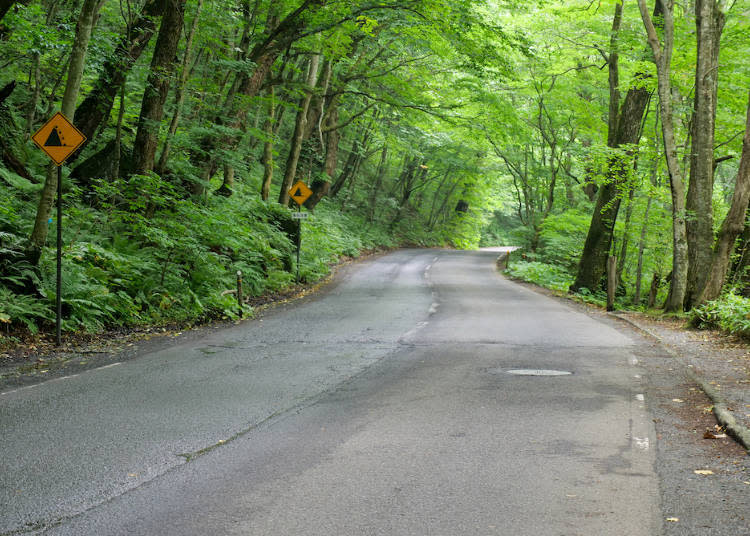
[306, 97, 340, 210]
[617, 186, 636, 283]
[729, 216, 750, 295]
[647, 272, 661, 308]
[698, 92, 750, 303]
[569, 86, 650, 292]
[132, 0, 186, 177]
[260, 86, 276, 201]
[634, 196, 653, 304]
[330, 125, 366, 198]
[28, 0, 105, 262]
[215, 164, 234, 196]
[194, 0, 322, 176]
[277, 54, 321, 205]
[570, 2, 652, 293]
[155, 0, 203, 175]
[684, 0, 726, 308]
[607, 255, 617, 311]
[71, 0, 164, 156]
[367, 144, 388, 221]
[0, 0, 17, 22]
[638, 0, 688, 312]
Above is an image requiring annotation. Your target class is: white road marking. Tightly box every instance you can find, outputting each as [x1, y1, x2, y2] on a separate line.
[1, 363, 122, 397]
[635, 393, 645, 402]
[634, 437, 650, 450]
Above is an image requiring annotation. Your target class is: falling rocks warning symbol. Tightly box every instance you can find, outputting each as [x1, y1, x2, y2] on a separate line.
[288, 180, 313, 205]
[31, 112, 86, 166]
[44, 126, 65, 147]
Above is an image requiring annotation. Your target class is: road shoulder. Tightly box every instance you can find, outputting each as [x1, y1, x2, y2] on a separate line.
[500, 274, 750, 535]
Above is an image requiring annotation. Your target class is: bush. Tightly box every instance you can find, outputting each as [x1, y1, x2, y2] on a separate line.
[690, 292, 750, 337]
[537, 211, 589, 270]
[506, 261, 574, 292]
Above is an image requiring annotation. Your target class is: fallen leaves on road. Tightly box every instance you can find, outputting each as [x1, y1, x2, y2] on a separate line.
[704, 425, 728, 439]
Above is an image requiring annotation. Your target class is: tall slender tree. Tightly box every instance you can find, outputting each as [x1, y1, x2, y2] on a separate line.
[28, 0, 106, 263]
[132, 0, 186, 177]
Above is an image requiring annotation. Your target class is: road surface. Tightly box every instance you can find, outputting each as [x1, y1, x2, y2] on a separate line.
[0, 248, 685, 535]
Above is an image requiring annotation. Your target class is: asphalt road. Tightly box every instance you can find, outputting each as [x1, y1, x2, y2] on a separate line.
[0, 248, 724, 535]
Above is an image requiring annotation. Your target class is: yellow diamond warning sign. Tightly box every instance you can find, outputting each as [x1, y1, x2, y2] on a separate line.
[289, 180, 313, 206]
[31, 112, 86, 166]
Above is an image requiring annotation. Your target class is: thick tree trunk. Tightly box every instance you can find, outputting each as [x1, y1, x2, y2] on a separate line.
[71, 0, 164, 156]
[570, 2, 652, 293]
[132, 0, 186, 177]
[278, 54, 321, 205]
[215, 164, 234, 196]
[684, 0, 726, 308]
[647, 272, 661, 308]
[28, 0, 104, 262]
[569, 86, 650, 292]
[698, 92, 750, 303]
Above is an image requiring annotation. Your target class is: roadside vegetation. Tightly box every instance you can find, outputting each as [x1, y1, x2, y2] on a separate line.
[2, 0, 750, 343]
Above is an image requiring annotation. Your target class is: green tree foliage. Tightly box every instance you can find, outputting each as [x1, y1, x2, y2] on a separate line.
[2, 0, 750, 338]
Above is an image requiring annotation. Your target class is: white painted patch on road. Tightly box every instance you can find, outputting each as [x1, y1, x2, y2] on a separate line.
[634, 437, 650, 450]
[400, 322, 429, 340]
[635, 393, 645, 401]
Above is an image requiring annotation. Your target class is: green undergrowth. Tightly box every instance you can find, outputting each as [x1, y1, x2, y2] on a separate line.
[505, 260, 574, 293]
[690, 292, 750, 339]
[0, 177, 413, 339]
[504, 259, 631, 310]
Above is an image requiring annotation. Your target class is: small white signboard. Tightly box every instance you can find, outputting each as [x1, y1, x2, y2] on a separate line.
[291, 212, 309, 220]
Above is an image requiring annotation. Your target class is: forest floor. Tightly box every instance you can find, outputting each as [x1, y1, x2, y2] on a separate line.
[611, 310, 750, 450]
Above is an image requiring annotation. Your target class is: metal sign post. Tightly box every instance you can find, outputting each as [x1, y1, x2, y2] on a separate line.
[56, 166, 62, 346]
[287, 181, 313, 284]
[31, 112, 87, 346]
[296, 205, 302, 283]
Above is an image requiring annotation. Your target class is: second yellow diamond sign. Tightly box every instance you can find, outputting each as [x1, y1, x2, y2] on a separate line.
[288, 181, 313, 206]
[31, 111, 86, 166]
